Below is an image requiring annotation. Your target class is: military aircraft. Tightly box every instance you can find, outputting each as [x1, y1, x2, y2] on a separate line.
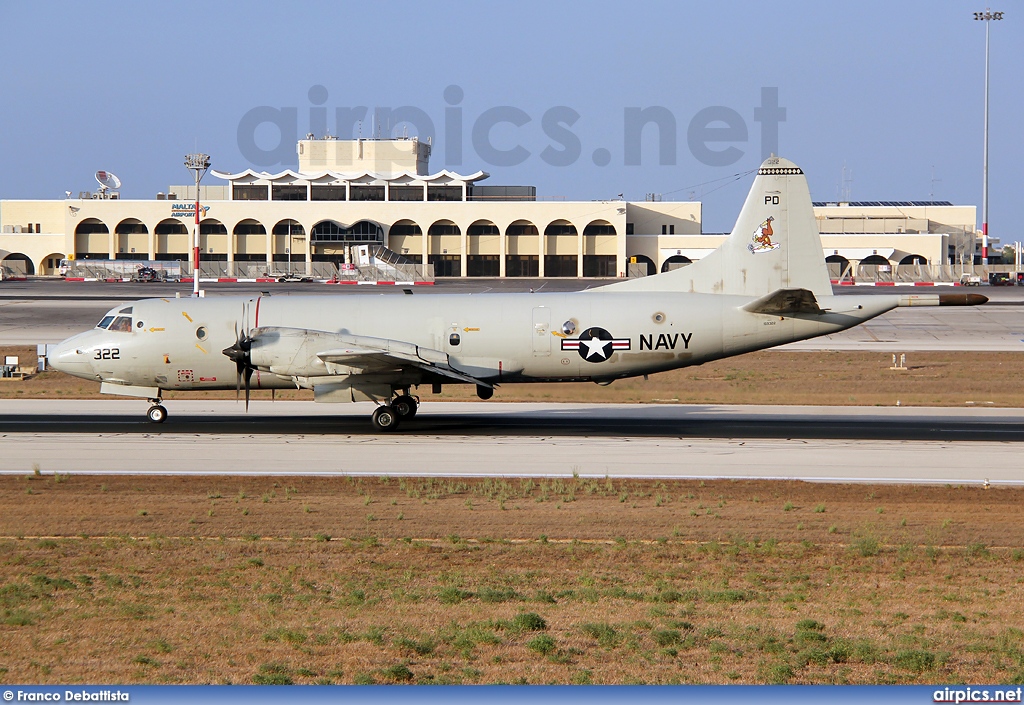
[48, 156, 985, 430]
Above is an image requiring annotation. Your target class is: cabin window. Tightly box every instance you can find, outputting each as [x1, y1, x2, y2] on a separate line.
[449, 333, 461, 347]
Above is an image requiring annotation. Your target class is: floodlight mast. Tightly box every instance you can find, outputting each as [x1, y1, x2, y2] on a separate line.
[975, 9, 1004, 265]
[184, 153, 211, 297]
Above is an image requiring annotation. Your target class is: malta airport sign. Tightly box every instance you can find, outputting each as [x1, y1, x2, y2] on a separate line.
[170, 204, 211, 219]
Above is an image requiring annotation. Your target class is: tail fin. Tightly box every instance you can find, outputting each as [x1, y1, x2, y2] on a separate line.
[604, 156, 832, 297]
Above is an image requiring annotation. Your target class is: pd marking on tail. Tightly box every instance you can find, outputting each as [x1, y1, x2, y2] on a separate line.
[747, 216, 779, 254]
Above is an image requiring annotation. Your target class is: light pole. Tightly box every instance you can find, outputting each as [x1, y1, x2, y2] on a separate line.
[184, 153, 211, 297]
[975, 9, 1004, 265]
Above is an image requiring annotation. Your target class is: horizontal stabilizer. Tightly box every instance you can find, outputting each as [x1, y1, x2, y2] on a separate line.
[742, 288, 823, 316]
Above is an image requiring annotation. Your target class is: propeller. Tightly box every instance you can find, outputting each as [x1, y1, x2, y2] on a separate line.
[222, 322, 255, 411]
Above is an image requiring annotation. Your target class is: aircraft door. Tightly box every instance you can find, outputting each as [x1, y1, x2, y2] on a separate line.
[532, 307, 551, 356]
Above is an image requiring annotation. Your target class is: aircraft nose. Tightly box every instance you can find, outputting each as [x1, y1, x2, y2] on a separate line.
[48, 335, 96, 378]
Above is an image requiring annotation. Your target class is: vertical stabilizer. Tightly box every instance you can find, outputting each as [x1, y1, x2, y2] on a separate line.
[603, 157, 832, 297]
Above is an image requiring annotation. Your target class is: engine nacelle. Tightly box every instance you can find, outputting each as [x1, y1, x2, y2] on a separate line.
[249, 327, 333, 377]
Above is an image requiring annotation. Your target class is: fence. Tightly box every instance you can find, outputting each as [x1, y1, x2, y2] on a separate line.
[56, 259, 1015, 284]
[830, 263, 1021, 284]
[66, 261, 183, 280]
[177, 260, 433, 282]
[62, 260, 433, 282]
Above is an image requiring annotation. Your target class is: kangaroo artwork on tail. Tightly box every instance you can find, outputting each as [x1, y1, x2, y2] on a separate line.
[49, 156, 987, 431]
[748, 216, 778, 254]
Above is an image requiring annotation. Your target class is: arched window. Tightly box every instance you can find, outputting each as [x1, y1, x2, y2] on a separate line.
[583, 220, 616, 278]
[661, 255, 692, 272]
[74, 219, 109, 259]
[233, 219, 266, 236]
[898, 254, 926, 266]
[859, 255, 891, 267]
[505, 220, 539, 277]
[234, 220, 268, 261]
[155, 219, 189, 260]
[428, 221, 461, 277]
[467, 220, 499, 277]
[114, 219, 148, 260]
[273, 220, 305, 262]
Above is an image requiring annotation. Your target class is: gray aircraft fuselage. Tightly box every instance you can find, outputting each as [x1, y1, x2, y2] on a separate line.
[51, 290, 896, 395]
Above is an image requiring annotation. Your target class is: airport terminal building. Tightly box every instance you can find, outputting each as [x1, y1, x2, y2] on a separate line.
[0, 137, 978, 279]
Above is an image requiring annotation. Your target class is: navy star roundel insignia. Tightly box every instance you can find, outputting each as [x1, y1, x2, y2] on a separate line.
[561, 327, 631, 362]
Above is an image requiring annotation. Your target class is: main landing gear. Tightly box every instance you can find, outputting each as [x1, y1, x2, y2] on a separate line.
[391, 394, 418, 419]
[147, 400, 168, 424]
[370, 393, 419, 432]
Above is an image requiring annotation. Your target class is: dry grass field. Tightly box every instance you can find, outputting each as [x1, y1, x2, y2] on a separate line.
[2, 345, 1023, 684]
[1, 475, 1023, 685]
[3, 346, 1024, 407]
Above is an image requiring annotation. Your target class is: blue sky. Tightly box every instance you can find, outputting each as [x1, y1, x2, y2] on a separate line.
[1, 1, 1020, 234]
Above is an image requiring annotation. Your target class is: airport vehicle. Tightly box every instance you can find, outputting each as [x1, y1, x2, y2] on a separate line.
[960, 273, 983, 286]
[988, 272, 1014, 286]
[48, 157, 986, 430]
[134, 266, 160, 283]
[270, 272, 313, 283]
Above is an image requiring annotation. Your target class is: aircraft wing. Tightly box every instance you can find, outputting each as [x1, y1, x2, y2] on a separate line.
[742, 288, 823, 315]
[317, 336, 492, 387]
[247, 327, 492, 388]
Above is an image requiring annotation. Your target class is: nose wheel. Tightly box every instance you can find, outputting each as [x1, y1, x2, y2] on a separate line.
[147, 404, 168, 424]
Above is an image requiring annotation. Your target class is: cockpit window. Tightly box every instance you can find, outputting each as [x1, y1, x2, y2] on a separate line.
[109, 316, 133, 333]
[96, 315, 115, 330]
[119, 307, 133, 314]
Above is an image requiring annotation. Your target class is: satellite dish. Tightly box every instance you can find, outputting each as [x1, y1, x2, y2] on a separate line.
[95, 170, 121, 193]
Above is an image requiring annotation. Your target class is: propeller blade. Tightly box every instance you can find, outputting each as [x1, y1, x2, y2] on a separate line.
[223, 316, 255, 408]
[224, 305, 258, 409]
[244, 366, 253, 412]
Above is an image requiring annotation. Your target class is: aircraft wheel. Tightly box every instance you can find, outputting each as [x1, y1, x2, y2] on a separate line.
[392, 395, 418, 419]
[147, 405, 168, 424]
[371, 405, 400, 432]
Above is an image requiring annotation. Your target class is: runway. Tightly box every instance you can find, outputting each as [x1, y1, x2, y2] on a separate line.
[1, 400, 1019, 484]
